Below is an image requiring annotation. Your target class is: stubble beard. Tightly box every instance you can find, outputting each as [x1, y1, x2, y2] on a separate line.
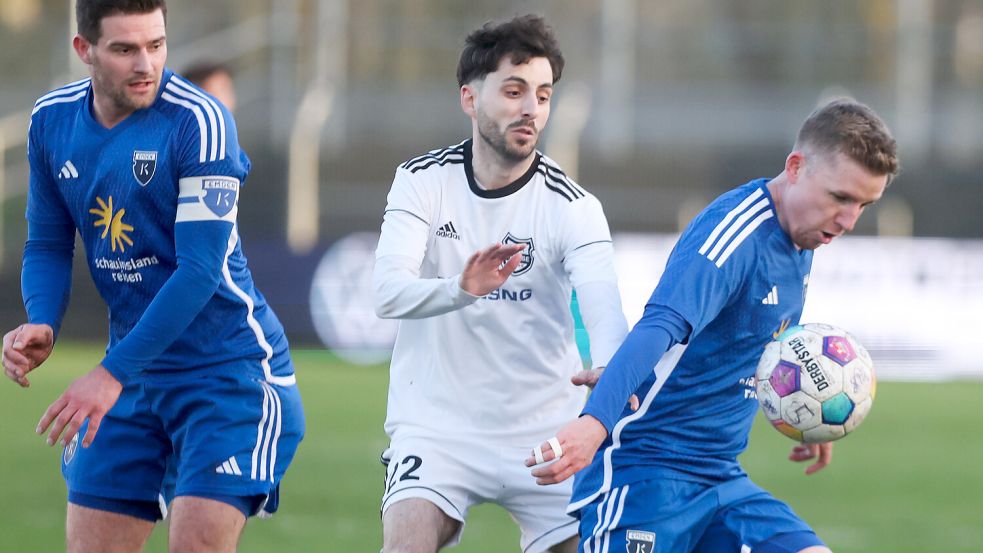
[92, 59, 158, 116]
[476, 110, 538, 164]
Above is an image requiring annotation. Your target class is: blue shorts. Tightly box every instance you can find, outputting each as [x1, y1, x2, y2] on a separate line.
[61, 367, 304, 520]
[577, 476, 824, 552]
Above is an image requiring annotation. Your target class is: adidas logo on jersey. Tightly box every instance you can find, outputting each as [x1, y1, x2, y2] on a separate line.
[215, 456, 243, 476]
[436, 221, 460, 240]
[761, 286, 779, 305]
[58, 160, 79, 179]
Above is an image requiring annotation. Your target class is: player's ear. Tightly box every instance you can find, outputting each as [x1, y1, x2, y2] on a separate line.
[460, 84, 477, 118]
[73, 35, 94, 65]
[785, 151, 805, 184]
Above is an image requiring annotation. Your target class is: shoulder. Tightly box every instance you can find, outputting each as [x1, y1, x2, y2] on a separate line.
[535, 153, 592, 204]
[31, 78, 91, 127]
[682, 180, 775, 269]
[156, 72, 237, 163]
[398, 141, 467, 175]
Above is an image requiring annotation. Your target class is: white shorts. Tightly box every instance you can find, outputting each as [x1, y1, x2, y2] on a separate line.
[381, 433, 577, 553]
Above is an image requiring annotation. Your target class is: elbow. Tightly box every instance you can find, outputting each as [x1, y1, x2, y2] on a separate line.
[179, 259, 225, 292]
[374, 294, 400, 319]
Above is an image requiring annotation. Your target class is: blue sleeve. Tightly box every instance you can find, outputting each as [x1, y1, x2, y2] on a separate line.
[22, 116, 76, 337]
[580, 207, 752, 433]
[101, 220, 232, 383]
[23, 222, 75, 337]
[581, 303, 691, 432]
[101, 98, 246, 384]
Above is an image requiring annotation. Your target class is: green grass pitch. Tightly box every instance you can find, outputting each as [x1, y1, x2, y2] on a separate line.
[1, 343, 981, 552]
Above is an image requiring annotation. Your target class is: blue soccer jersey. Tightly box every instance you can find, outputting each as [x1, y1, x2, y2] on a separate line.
[570, 179, 813, 513]
[24, 71, 293, 385]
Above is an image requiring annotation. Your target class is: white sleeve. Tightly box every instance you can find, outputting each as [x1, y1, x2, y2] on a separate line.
[373, 251, 479, 319]
[373, 168, 479, 319]
[564, 241, 628, 368]
[558, 194, 613, 260]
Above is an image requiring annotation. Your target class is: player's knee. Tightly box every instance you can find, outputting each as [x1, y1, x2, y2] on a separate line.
[168, 496, 246, 553]
[168, 519, 242, 553]
[381, 524, 446, 553]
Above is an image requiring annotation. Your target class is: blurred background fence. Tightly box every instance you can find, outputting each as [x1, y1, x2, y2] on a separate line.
[1, 0, 980, 361]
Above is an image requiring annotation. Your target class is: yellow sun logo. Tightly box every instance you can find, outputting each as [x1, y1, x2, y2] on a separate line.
[772, 319, 791, 340]
[90, 196, 134, 252]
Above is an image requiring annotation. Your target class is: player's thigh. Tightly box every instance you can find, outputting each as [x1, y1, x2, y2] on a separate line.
[382, 497, 461, 553]
[168, 495, 246, 553]
[381, 435, 484, 522]
[67, 503, 155, 553]
[546, 536, 579, 553]
[381, 434, 497, 549]
[154, 374, 305, 517]
[63, 383, 170, 510]
[496, 445, 578, 553]
[696, 477, 825, 553]
[578, 479, 717, 553]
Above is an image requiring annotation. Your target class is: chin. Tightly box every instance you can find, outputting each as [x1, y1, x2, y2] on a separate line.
[508, 141, 536, 158]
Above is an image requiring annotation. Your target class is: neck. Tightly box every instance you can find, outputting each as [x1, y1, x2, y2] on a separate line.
[91, 93, 133, 129]
[766, 171, 797, 248]
[470, 136, 535, 190]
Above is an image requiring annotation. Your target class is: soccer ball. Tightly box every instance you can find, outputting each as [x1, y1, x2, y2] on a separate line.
[755, 323, 876, 443]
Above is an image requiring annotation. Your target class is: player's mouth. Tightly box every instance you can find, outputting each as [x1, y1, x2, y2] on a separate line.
[128, 79, 156, 94]
[820, 231, 838, 244]
[509, 123, 536, 137]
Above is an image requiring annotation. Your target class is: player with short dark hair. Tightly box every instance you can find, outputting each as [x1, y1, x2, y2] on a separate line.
[2, 1, 304, 551]
[374, 14, 628, 553]
[528, 98, 899, 553]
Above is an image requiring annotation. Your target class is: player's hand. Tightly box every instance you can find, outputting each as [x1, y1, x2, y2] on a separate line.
[2, 323, 55, 388]
[459, 243, 526, 296]
[37, 365, 122, 449]
[571, 368, 639, 411]
[789, 441, 833, 475]
[525, 415, 608, 485]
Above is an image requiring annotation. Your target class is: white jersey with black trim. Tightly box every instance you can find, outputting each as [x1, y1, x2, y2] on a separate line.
[375, 139, 621, 443]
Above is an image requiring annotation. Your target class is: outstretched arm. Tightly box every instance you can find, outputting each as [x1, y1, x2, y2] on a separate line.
[373, 209, 524, 319]
[527, 305, 690, 485]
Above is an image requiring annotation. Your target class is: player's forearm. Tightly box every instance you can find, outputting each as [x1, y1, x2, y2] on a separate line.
[101, 222, 229, 384]
[574, 280, 628, 368]
[581, 305, 690, 432]
[373, 254, 479, 319]
[22, 222, 75, 338]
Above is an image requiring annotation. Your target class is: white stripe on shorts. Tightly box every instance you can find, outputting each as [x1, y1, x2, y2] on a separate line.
[251, 384, 272, 480]
[585, 485, 630, 553]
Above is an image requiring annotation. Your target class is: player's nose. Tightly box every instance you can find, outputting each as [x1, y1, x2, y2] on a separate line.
[133, 48, 154, 73]
[520, 93, 540, 119]
[836, 205, 862, 233]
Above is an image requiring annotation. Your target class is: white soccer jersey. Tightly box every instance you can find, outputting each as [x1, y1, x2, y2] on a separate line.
[375, 139, 624, 444]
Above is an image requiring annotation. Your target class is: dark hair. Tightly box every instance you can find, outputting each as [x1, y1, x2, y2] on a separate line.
[77, 0, 167, 44]
[457, 14, 564, 87]
[796, 98, 900, 178]
[182, 61, 232, 87]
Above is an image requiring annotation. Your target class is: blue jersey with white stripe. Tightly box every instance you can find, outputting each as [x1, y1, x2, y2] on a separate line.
[570, 179, 812, 513]
[24, 70, 293, 384]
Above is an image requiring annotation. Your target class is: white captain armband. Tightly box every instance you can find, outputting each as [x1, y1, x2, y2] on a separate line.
[176, 175, 240, 223]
